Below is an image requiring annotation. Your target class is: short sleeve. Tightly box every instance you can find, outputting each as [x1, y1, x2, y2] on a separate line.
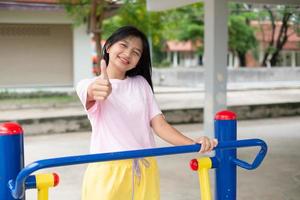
[75, 78, 99, 114]
[139, 77, 162, 120]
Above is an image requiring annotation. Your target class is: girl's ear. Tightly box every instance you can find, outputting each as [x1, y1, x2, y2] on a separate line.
[106, 47, 110, 53]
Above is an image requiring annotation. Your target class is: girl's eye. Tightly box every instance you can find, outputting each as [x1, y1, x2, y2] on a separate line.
[120, 43, 127, 48]
[133, 52, 140, 57]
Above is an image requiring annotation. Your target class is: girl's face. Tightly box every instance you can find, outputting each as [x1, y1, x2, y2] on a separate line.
[107, 36, 143, 74]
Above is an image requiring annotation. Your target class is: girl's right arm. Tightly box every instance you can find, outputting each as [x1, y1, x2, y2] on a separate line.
[86, 85, 96, 110]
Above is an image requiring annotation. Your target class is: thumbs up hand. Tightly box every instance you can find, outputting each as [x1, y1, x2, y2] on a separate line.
[87, 59, 112, 102]
[100, 59, 109, 80]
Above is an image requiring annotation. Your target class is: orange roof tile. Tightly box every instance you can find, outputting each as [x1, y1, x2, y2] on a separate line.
[165, 40, 202, 52]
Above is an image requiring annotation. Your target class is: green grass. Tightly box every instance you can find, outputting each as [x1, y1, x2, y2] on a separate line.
[0, 92, 80, 107]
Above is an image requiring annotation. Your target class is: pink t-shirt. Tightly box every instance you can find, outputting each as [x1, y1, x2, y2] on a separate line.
[76, 75, 162, 153]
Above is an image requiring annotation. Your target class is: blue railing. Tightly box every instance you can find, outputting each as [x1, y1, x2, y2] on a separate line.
[9, 139, 267, 199]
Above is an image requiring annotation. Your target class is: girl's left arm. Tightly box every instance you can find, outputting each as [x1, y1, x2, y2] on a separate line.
[151, 114, 217, 153]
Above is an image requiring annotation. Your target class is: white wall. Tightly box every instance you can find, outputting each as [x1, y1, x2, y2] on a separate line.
[73, 25, 94, 85]
[0, 9, 72, 24]
[0, 9, 93, 87]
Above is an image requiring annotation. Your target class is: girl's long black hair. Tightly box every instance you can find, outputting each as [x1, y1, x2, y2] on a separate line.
[102, 26, 153, 90]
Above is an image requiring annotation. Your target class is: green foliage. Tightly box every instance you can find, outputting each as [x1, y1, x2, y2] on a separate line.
[60, 1, 300, 67]
[102, 16, 123, 38]
[0, 91, 79, 107]
[161, 3, 204, 41]
[102, 0, 166, 65]
[103, 0, 164, 45]
[179, 24, 204, 41]
[228, 15, 257, 55]
[154, 59, 171, 68]
[0, 90, 73, 99]
[157, 3, 204, 56]
[59, 0, 91, 26]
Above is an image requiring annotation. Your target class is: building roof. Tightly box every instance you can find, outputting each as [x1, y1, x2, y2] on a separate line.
[165, 40, 202, 52]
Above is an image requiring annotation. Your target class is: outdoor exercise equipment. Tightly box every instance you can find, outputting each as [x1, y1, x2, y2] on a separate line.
[0, 110, 267, 200]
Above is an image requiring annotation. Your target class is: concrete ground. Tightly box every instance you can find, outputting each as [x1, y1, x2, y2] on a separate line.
[23, 116, 300, 200]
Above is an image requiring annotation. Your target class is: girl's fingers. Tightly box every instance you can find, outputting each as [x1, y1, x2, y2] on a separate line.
[205, 139, 211, 152]
[196, 137, 204, 153]
[196, 137, 218, 153]
[93, 85, 111, 93]
[93, 91, 109, 100]
[209, 139, 215, 151]
[213, 139, 218, 147]
[94, 96, 106, 101]
[93, 79, 109, 87]
[94, 92, 107, 97]
[200, 138, 208, 153]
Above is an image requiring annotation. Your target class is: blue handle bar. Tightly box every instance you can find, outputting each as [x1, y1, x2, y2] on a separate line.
[216, 139, 268, 170]
[9, 138, 267, 199]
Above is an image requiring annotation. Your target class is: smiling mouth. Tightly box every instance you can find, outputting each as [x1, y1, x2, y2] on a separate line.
[118, 56, 130, 65]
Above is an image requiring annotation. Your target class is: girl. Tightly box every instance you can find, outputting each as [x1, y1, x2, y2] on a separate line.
[76, 26, 217, 200]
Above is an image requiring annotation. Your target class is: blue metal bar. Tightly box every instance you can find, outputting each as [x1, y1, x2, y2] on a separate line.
[221, 139, 268, 170]
[9, 144, 200, 199]
[215, 112, 237, 200]
[0, 123, 24, 200]
[9, 139, 267, 199]
[24, 175, 36, 190]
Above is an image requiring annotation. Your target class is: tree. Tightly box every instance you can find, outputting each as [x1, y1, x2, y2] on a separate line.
[161, 3, 204, 56]
[228, 15, 257, 67]
[60, 0, 121, 75]
[259, 5, 300, 66]
[61, 0, 166, 69]
[164, 3, 258, 66]
[102, 0, 165, 65]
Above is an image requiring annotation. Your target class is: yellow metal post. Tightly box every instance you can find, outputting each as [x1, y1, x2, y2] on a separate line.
[190, 157, 212, 200]
[35, 173, 59, 200]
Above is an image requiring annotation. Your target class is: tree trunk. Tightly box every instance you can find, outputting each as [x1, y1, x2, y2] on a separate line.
[270, 51, 280, 66]
[269, 12, 291, 66]
[261, 6, 276, 67]
[261, 6, 292, 67]
[261, 51, 269, 67]
[90, 0, 105, 76]
[237, 52, 246, 67]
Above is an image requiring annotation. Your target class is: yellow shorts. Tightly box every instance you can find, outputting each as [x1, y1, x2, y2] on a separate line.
[81, 157, 160, 200]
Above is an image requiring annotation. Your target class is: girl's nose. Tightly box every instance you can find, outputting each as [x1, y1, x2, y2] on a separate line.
[122, 49, 131, 58]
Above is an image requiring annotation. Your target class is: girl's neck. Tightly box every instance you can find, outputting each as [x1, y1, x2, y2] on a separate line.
[106, 64, 126, 80]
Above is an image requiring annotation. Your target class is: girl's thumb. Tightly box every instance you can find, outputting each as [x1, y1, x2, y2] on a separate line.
[100, 59, 108, 80]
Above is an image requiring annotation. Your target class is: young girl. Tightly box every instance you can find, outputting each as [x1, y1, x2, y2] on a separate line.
[76, 26, 217, 200]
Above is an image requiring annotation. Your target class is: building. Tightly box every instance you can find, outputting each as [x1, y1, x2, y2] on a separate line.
[165, 21, 300, 68]
[164, 40, 202, 67]
[0, 0, 93, 88]
[253, 21, 300, 67]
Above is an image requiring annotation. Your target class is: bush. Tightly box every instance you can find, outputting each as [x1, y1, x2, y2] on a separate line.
[0, 90, 73, 99]
[153, 59, 171, 68]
